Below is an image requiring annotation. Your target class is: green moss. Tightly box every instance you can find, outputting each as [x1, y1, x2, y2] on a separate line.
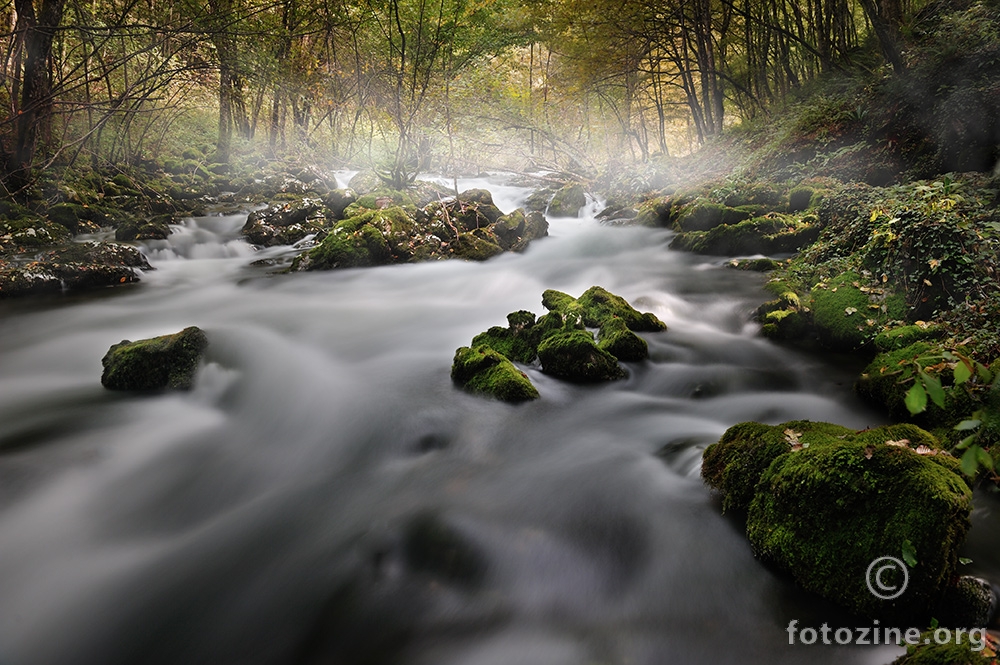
[101, 326, 208, 391]
[875, 324, 944, 352]
[788, 187, 815, 212]
[543, 286, 667, 332]
[675, 200, 758, 232]
[891, 631, 991, 665]
[633, 196, 674, 227]
[537, 329, 626, 382]
[547, 183, 586, 217]
[0, 216, 72, 251]
[451, 231, 503, 261]
[856, 342, 978, 427]
[597, 317, 648, 361]
[727, 257, 784, 271]
[670, 213, 821, 256]
[46, 203, 84, 233]
[451, 346, 539, 402]
[702, 420, 854, 513]
[747, 423, 971, 622]
[471, 310, 541, 364]
[760, 308, 809, 340]
[809, 272, 874, 349]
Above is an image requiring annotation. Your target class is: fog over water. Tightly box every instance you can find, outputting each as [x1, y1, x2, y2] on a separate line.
[1, 174, 992, 664]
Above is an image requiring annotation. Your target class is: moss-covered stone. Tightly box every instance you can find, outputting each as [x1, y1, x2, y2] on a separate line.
[451, 231, 503, 261]
[670, 213, 821, 256]
[727, 257, 784, 271]
[556, 286, 667, 332]
[760, 307, 810, 341]
[702, 420, 855, 513]
[675, 200, 759, 232]
[596, 317, 648, 361]
[116, 215, 173, 242]
[809, 271, 907, 350]
[471, 310, 542, 363]
[547, 183, 586, 217]
[936, 576, 996, 628]
[745, 423, 971, 622]
[451, 346, 539, 402]
[890, 629, 992, 665]
[324, 189, 357, 220]
[537, 329, 626, 382]
[632, 196, 674, 227]
[875, 324, 944, 352]
[101, 326, 208, 391]
[0, 215, 72, 252]
[788, 187, 815, 212]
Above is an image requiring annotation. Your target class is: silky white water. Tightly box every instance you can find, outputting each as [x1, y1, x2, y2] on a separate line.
[2, 174, 986, 665]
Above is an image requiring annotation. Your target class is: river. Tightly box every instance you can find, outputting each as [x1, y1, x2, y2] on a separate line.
[0, 174, 992, 664]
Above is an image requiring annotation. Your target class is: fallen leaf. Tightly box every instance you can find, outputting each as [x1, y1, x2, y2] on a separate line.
[886, 439, 911, 447]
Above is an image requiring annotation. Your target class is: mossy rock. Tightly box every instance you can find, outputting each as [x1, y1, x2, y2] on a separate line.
[46, 203, 85, 233]
[890, 629, 992, 664]
[0, 216, 72, 251]
[632, 196, 674, 227]
[702, 420, 855, 513]
[596, 317, 648, 361]
[855, 341, 977, 425]
[670, 213, 821, 256]
[746, 423, 971, 622]
[471, 310, 542, 364]
[324, 189, 357, 220]
[787, 187, 815, 212]
[451, 231, 503, 261]
[809, 271, 907, 350]
[537, 329, 626, 382]
[935, 576, 997, 628]
[675, 200, 758, 232]
[547, 183, 586, 217]
[875, 324, 944, 352]
[116, 216, 172, 242]
[727, 257, 784, 271]
[451, 346, 539, 402]
[347, 170, 382, 195]
[524, 188, 553, 213]
[101, 326, 208, 391]
[542, 286, 666, 332]
[760, 307, 810, 341]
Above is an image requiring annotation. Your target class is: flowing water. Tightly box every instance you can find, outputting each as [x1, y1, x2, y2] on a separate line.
[0, 175, 992, 664]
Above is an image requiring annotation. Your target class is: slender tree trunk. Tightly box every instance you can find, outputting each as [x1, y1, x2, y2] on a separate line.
[7, 0, 67, 187]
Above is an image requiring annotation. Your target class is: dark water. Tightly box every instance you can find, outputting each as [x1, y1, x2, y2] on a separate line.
[0, 174, 979, 664]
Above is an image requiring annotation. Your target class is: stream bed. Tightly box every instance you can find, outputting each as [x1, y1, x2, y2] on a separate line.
[0, 175, 992, 664]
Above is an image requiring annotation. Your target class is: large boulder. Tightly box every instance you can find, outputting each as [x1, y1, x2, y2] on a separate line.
[703, 420, 973, 622]
[101, 326, 209, 391]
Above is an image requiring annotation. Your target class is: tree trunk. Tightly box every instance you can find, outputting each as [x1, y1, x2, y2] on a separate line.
[7, 0, 67, 187]
[858, 0, 904, 73]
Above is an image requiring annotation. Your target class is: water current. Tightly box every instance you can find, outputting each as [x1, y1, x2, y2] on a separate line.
[1, 174, 996, 664]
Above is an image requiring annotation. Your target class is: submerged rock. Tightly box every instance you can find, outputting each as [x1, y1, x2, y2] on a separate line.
[703, 420, 972, 622]
[101, 326, 208, 391]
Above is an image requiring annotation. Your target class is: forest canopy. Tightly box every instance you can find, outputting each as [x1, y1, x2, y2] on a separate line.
[0, 0, 947, 192]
